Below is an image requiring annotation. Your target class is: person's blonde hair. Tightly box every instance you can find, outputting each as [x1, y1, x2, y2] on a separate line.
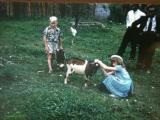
[49, 16, 57, 22]
[110, 55, 125, 67]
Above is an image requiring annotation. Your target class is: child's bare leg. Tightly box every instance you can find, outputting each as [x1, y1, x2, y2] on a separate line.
[48, 53, 53, 73]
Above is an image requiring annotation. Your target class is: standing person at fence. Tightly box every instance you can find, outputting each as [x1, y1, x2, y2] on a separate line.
[43, 16, 63, 73]
[95, 55, 133, 98]
[132, 5, 160, 72]
[117, 4, 146, 60]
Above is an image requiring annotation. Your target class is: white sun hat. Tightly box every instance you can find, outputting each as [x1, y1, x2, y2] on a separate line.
[49, 16, 58, 22]
[110, 55, 123, 63]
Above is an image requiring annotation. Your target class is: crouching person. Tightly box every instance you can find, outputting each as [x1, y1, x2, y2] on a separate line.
[43, 16, 63, 73]
[95, 55, 133, 98]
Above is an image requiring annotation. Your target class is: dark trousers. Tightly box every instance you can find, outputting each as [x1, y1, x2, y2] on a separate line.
[117, 27, 140, 59]
[137, 32, 158, 70]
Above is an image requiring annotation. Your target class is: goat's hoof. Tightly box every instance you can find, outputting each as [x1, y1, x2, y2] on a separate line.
[84, 83, 88, 87]
[64, 79, 68, 84]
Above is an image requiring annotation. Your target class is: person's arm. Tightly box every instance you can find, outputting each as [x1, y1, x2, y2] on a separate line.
[95, 59, 116, 71]
[131, 16, 144, 28]
[43, 35, 49, 53]
[106, 71, 115, 76]
[126, 11, 134, 28]
[99, 66, 115, 77]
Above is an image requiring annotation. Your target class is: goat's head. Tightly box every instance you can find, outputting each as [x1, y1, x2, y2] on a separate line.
[85, 60, 100, 77]
[89, 61, 100, 69]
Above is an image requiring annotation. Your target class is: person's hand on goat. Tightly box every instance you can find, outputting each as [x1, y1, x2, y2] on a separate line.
[94, 59, 101, 63]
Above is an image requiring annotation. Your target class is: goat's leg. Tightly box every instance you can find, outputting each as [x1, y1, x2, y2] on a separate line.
[84, 75, 89, 87]
[72, 39, 74, 45]
[72, 37, 76, 45]
[72, 37, 75, 45]
[64, 72, 69, 84]
[64, 67, 71, 84]
[84, 76, 97, 87]
[64, 66, 74, 84]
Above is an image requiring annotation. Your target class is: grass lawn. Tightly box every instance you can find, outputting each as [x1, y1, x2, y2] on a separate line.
[0, 18, 160, 120]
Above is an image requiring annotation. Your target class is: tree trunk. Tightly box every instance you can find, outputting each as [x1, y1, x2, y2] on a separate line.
[10, 1, 13, 16]
[6, 0, 10, 16]
[59, 4, 66, 18]
[42, 1, 45, 16]
[50, 4, 54, 16]
[38, 2, 42, 17]
[28, 1, 31, 17]
[53, 4, 60, 17]
[72, 4, 80, 28]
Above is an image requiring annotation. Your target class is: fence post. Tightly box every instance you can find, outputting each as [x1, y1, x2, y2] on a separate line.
[28, 0, 31, 17]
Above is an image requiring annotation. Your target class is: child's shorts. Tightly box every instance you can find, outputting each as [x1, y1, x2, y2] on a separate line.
[48, 41, 58, 54]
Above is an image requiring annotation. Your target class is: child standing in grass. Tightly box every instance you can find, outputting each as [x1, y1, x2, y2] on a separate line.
[95, 55, 133, 98]
[43, 16, 63, 73]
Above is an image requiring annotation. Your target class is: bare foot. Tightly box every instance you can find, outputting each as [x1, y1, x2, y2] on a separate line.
[48, 69, 53, 73]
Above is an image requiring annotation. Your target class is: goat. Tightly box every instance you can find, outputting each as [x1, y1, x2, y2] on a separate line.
[64, 58, 99, 87]
[70, 27, 77, 45]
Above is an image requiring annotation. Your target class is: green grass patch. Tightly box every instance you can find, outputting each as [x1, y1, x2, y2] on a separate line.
[0, 18, 160, 120]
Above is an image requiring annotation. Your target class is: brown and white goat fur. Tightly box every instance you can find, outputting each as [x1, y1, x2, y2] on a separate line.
[64, 58, 99, 87]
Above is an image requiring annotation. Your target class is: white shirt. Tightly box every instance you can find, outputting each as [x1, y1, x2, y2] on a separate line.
[126, 9, 146, 28]
[143, 16, 157, 32]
